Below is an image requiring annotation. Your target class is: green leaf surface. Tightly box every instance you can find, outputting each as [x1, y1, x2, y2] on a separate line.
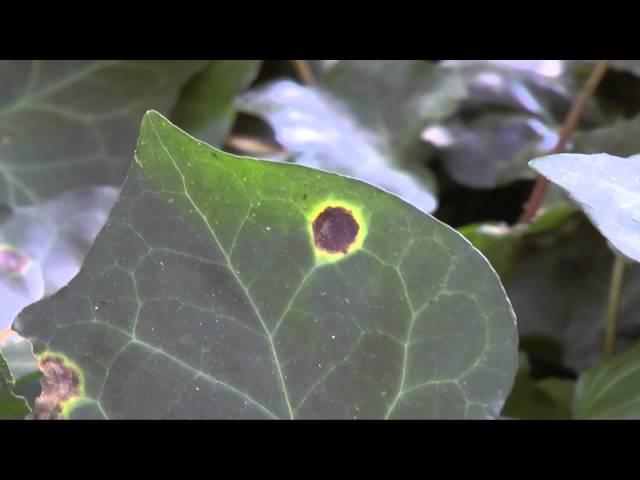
[14, 111, 518, 419]
[0, 60, 206, 207]
[574, 342, 640, 419]
[1, 187, 118, 329]
[239, 60, 468, 213]
[1, 336, 41, 410]
[530, 152, 640, 263]
[170, 60, 261, 146]
[0, 350, 30, 419]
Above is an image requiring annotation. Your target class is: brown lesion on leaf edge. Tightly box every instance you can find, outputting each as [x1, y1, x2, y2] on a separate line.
[34, 356, 81, 420]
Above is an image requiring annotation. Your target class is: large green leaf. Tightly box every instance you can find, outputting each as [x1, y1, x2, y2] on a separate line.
[239, 60, 467, 213]
[14, 111, 518, 419]
[1, 187, 118, 329]
[574, 342, 640, 419]
[0, 350, 30, 419]
[530, 152, 640, 263]
[170, 60, 261, 146]
[0, 60, 206, 207]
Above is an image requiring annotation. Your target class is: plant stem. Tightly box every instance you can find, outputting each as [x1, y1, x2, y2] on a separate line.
[0, 327, 14, 345]
[604, 254, 626, 360]
[519, 60, 610, 225]
[225, 134, 283, 155]
[292, 60, 314, 85]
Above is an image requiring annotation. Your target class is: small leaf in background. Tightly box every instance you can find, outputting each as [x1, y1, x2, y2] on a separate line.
[574, 342, 640, 419]
[423, 114, 559, 189]
[501, 353, 574, 419]
[0, 350, 30, 419]
[170, 60, 262, 146]
[0, 60, 206, 208]
[1, 336, 41, 411]
[459, 203, 579, 278]
[14, 112, 517, 419]
[530, 152, 640, 263]
[461, 209, 640, 373]
[573, 113, 640, 157]
[508, 220, 640, 372]
[0, 187, 118, 329]
[424, 61, 606, 190]
[239, 60, 468, 213]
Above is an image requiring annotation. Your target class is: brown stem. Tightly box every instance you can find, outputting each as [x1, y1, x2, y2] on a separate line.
[519, 60, 610, 225]
[225, 134, 283, 155]
[292, 60, 315, 85]
[0, 327, 15, 345]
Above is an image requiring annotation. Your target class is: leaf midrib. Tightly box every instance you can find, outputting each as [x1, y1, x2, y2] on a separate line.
[147, 115, 295, 419]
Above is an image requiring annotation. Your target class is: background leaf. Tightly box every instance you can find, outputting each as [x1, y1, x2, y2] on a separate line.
[424, 60, 605, 190]
[574, 342, 640, 419]
[501, 353, 574, 419]
[530, 152, 640, 263]
[170, 60, 262, 146]
[0, 60, 206, 208]
[0, 336, 41, 411]
[0, 187, 118, 329]
[239, 60, 467, 213]
[573, 113, 640, 157]
[14, 111, 518, 419]
[0, 350, 30, 419]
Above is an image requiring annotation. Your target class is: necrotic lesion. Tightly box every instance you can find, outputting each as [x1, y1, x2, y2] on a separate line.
[312, 206, 360, 254]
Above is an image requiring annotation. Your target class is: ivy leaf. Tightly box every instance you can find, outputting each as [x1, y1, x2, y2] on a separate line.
[14, 111, 518, 419]
[574, 342, 640, 419]
[170, 60, 261, 146]
[239, 61, 467, 213]
[0, 60, 206, 207]
[0, 350, 30, 419]
[530, 152, 640, 263]
[1, 187, 118, 329]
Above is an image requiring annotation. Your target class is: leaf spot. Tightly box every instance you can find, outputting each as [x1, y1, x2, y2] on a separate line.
[34, 355, 82, 420]
[312, 206, 360, 254]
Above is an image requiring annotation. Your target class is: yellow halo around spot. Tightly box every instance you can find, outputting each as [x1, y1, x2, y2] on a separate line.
[306, 198, 367, 265]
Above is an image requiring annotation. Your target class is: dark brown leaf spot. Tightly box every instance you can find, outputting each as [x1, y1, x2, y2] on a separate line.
[34, 356, 81, 420]
[312, 206, 359, 254]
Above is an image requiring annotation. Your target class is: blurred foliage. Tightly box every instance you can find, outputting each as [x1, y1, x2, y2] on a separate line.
[4, 59, 640, 419]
